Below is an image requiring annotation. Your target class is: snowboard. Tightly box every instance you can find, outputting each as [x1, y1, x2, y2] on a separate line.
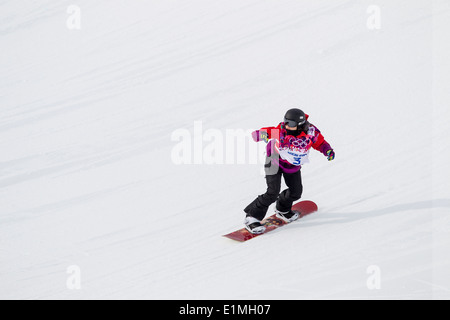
[223, 200, 318, 242]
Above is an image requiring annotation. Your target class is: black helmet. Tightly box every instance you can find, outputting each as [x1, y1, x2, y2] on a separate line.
[284, 108, 306, 127]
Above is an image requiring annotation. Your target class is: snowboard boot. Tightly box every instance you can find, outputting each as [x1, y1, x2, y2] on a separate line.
[275, 209, 299, 223]
[244, 216, 266, 234]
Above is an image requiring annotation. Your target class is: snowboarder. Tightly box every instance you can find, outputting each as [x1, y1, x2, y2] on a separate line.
[244, 108, 335, 234]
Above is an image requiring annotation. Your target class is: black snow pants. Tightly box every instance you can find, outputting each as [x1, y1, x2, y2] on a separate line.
[244, 162, 303, 221]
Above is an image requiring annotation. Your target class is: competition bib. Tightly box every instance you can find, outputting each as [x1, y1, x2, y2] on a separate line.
[277, 128, 316, 166]
[279, 148, 310, 166]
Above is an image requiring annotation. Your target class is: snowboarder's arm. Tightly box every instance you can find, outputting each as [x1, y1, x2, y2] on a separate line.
[251, 124, 282, 142]
[311, 126, 334, 159]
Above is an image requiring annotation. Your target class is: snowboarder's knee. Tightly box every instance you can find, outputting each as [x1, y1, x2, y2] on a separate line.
[291, 192, 302, 201]
[265, 192, 279, 203]
[265, 185, 281, 203]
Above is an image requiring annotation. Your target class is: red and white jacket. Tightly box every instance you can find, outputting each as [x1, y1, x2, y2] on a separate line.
[252, 115, 332, 173]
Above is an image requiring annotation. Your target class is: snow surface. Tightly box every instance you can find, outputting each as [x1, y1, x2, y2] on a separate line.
[1, 0, 449, 300]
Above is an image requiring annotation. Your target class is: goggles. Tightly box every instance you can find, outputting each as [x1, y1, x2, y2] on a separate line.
[284, 118, 306, 128]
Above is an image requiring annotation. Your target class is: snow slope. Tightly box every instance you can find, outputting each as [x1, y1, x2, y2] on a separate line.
[1, 0, 449, 299]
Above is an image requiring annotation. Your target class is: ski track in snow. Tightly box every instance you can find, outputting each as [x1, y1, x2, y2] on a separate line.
[0, 0, 449, 299]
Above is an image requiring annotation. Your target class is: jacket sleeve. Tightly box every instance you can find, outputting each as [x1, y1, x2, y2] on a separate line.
[251, 123, 282, 142]
[311, 125, 333, 156]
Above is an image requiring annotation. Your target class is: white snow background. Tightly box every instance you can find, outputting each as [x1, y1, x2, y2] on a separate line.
[1, 0, 449, 299]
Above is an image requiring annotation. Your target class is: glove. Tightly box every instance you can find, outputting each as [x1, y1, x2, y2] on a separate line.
[251, 130, 269, 143]
[326, 149, 335, 161]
